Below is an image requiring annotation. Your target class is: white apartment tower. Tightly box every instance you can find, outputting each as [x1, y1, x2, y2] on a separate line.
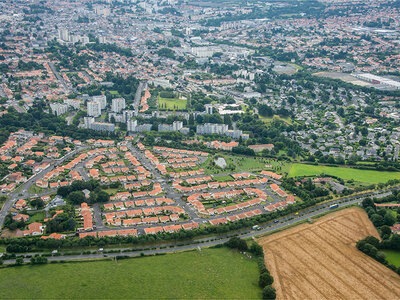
[87, 101, 101, 117]
[92, 95, 107, 109]
[58, 29, 70, 42]
[112, 98, 126, 113]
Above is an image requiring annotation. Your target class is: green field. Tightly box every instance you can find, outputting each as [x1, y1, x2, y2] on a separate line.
[261, 115, 293, 125]
[213, 175, 234, 182]
[158, 97, 187, 110]
[28, 211, 46, 223]
[0, 248, 261, 299]
[28, 185, 44, 195]
[383, 250, 400, 267]
[233, 156, 287, 172]
[288, 163, 400, 184]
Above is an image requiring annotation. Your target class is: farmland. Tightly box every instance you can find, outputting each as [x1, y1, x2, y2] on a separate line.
[158, 96, 187, 110]
[258, 207, 400, 300]
[288, 163, 400, 183]
[0, 248, 261, 299]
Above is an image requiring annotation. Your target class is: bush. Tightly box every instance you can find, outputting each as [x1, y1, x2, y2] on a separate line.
[250, 242, 263, 256]
[225, 237, 248, 251]
[259, 271, 274, 288]
[262, 285, 276, 300]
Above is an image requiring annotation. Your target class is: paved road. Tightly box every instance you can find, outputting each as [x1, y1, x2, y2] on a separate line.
[0, 146, 87, 228]
[3, 187, 395, 264]
[133, 81, 147, 116]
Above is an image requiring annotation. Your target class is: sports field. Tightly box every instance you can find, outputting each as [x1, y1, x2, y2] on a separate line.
[288, 163, 400, 183]
[0, 248, 261, 299]
[258, 207, 400, 300]
[158, 97, 187, 110]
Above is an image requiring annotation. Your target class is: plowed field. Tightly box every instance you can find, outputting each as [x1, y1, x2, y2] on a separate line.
[258, 207, 400, 300]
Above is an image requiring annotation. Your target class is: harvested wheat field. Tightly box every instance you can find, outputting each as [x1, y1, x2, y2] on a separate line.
[257, 207, 400, 300]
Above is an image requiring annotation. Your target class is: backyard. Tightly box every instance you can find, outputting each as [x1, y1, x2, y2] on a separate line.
[0, 248, 261, 299]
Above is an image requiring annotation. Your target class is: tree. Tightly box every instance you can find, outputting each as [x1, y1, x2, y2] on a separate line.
[262, 286, 276, 300]
[30, 255, 48, 265]
[370, 214, 384, 227]
[30, 198, 44, 209]
[384, 211, 396, 226]
[380, 225, 392, 237]
[364, 236, 380, 248]
[67, 191, 85, 205]
[250, 242, 263, 256]
[225, 237, 248, 251]
[258, 104, 274, 117]
[15, 257, 24, 265]
[259, 271, 274, 288]
[362, 197, 374, 208]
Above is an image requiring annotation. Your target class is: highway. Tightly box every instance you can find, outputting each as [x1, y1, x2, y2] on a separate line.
[2, 187, 394, 264]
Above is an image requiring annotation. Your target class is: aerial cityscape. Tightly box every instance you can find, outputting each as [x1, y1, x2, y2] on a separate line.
[0, 0, 400, 298]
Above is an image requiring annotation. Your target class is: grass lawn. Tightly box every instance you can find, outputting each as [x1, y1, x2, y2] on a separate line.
[158, 96, 187, 111]
[213, 175, 234, 182]
[233, 156, 277, 172]
[261, 115, 293, 125]
[288, 163, 400, 184]
[262, 158, 292, 175]
[28, 211, 46, 223]
[383, 250, 400, 267]
[0, 248, 261, 299]
[103, 188, 122, 195]
[28, 185, 44, 195]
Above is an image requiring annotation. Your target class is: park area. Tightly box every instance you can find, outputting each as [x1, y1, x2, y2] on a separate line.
[0, 248, 261, 299]
[158, 96, 187, 111]
[288, 163, 400, 184]
[258, 207, 400, 300]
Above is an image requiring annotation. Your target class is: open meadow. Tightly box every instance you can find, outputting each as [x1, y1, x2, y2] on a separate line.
[0, 247, 261, 299]
[258, 207, 400, 300]
[288, 163, 400, 183]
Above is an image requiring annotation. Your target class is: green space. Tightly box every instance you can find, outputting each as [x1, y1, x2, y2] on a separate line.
[288, 163, 400, 184]
[158, 96, 187, 110]
[0, 248, 261, 299]
[261, 115, 293, 125]
[28, 211, 46, 223]
[262, 159, 292, 174]
[233, 156, 276, 172]
[28, 185, 44, 195]
[213, 175, 233, 182]
[382, 250, 400, 267]
[103, 188, 122, 195]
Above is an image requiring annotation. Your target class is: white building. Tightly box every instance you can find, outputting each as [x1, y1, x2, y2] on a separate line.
[127, 119, 152, 132]
[87, 101, 101, 117]
[84, 117, 95, 129]
[90, 122, 115, 132]
[92, 95, 107, 109]
[58, 29, 70, 42]
[196, 123, 228, 135]
[64, 99, 81, 110]
[50, 103, 68, 116]
[112, 98, 126, 113]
